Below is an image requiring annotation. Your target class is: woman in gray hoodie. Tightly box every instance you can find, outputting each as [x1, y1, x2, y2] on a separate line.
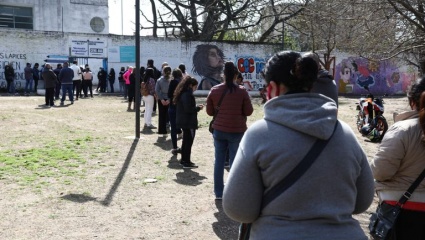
[223, 51, 374, 240]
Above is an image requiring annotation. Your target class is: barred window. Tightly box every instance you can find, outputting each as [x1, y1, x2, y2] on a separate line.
[0, 5, 33, 30]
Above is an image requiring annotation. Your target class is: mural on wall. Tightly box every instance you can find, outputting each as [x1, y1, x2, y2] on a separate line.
[235, 56, 267, 91]
[192, 44, 225, 90]
[0, 52, 27, 90]
[335, 57, 418, 95]
[190, 44, 269, 91]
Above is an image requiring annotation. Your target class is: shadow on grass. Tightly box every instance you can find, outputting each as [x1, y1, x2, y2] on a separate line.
[212, 200, 239, 239]
[60, 138, 139, 206]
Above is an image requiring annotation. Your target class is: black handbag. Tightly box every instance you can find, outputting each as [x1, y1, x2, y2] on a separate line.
[209, 89, 227, 134]
[369, 167, 425, 240]
[238, 124, 338, 240]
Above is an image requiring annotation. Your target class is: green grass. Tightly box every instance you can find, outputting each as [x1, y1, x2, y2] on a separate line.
[0, 136, 95, 186]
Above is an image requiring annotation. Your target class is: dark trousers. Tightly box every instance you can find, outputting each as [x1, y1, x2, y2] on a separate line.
[98, 79, 106, 92]
[168, 106, 181, 149]
[45, 87, 55, 106]
[73, 80, 82, 99]
[6, 80, 12, 93]
[153, 97, 157, 112]
[395, 208, 425, 239]
[109, 80, 114, 93]
[157, 100, 169, 134]
[82, 80, 93, 97]
[181, 128, 195, 163]
[34, 79, 39, 92]
[55, 82, 61, 99]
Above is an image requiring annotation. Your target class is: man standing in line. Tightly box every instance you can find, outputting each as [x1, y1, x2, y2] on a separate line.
[58, 62, 74, 106]
[70, 60, 82, 100]
[97, 67, 107, 93]
[24, 63, 33, 96]
[42, 63, 57, 107]
[5, 63, 18, 96]
[33, 63, 40, 94]
[53, 63, 62, 100]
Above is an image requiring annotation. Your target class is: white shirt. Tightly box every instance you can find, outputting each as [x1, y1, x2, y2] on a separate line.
[70, 64, 82, 80]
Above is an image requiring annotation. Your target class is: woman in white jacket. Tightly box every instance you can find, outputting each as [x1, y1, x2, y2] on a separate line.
[371, 77, 425, 239]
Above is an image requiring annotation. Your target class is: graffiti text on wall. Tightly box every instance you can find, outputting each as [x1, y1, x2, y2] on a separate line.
[0, 53, 28, 89]
[236, 56, 267, 91]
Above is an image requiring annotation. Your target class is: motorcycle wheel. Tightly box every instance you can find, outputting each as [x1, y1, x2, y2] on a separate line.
[375, 116, 388, 141]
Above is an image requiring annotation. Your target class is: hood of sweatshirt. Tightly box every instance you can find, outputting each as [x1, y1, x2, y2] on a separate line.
[263, 92, 338, 140]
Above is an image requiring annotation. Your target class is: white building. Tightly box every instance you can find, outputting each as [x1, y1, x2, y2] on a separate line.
[0, 0, 109, 34]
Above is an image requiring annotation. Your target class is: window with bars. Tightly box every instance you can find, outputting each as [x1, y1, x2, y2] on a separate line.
[0, 5, 33, 30]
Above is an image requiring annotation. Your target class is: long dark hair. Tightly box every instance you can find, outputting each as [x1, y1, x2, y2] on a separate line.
[143, 68, 154, 83]
[223, 61, 237, 93]
[264, 51, 318, 91]
[173, 76, 198, 104]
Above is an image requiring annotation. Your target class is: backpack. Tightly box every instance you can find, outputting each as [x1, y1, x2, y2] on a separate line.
[141, 81, 149, 96]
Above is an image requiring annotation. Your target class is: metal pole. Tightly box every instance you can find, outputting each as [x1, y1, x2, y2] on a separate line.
[135, 0, 141, 138]
[121, 0, 124, 35]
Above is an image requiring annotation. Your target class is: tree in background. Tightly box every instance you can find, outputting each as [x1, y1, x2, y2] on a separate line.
[140, 0, 310, 42]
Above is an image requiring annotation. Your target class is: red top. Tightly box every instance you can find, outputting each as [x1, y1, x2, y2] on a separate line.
[384, 200, 425, 212]
[206, 83, 253, 133]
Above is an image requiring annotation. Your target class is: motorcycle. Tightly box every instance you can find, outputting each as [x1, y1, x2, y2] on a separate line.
[355, 86, 388, 142]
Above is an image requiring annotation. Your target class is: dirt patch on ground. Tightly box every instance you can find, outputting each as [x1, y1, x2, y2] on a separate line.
[0, 93, 409, 239]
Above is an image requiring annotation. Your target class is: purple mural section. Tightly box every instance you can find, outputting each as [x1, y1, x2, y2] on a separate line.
[336, 57, 418, 95]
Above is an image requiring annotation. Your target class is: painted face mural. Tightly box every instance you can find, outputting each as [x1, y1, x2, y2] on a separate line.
[335, 57, 417, 95]
[192, 44, 225, 90]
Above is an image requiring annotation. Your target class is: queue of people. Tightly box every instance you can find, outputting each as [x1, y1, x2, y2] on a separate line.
[5, 53, 425, 239]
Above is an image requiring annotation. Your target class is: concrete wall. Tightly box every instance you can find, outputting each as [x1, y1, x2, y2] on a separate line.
[0, 27, 419, 96]
[0, 29, 279, 92]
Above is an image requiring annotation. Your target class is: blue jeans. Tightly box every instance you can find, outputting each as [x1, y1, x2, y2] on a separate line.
[25, 79, 33, 93]
[213, 130, 244, 198]
[61, 84, 74, 102]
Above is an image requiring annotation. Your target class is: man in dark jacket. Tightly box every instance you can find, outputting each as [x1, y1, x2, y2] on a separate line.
[33, 63, 40, 94]
[4, 63, 18, 95]
[97, 67, 107, 92]
[58, 62, 74, 105]
[53, 64, 62, 100]
[42, 64, 57, 107]
[303, 52, 338, 107]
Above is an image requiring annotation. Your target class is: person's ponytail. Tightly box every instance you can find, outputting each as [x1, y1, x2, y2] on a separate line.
[224, 61, 237, 92]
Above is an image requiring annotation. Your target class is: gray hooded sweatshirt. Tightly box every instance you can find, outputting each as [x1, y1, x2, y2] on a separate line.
[223, 93, 374, 240]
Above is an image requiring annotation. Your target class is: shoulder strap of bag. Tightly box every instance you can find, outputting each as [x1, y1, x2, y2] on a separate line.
[261, 123, 338, 209]
[212, 89, 228, 119]
[396, 167, 425, 207]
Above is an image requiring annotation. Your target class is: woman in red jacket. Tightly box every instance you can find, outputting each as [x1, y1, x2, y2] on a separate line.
[206, 61, 254, 200]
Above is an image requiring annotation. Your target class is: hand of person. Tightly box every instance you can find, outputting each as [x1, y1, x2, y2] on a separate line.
[162, 99, 170, 106]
